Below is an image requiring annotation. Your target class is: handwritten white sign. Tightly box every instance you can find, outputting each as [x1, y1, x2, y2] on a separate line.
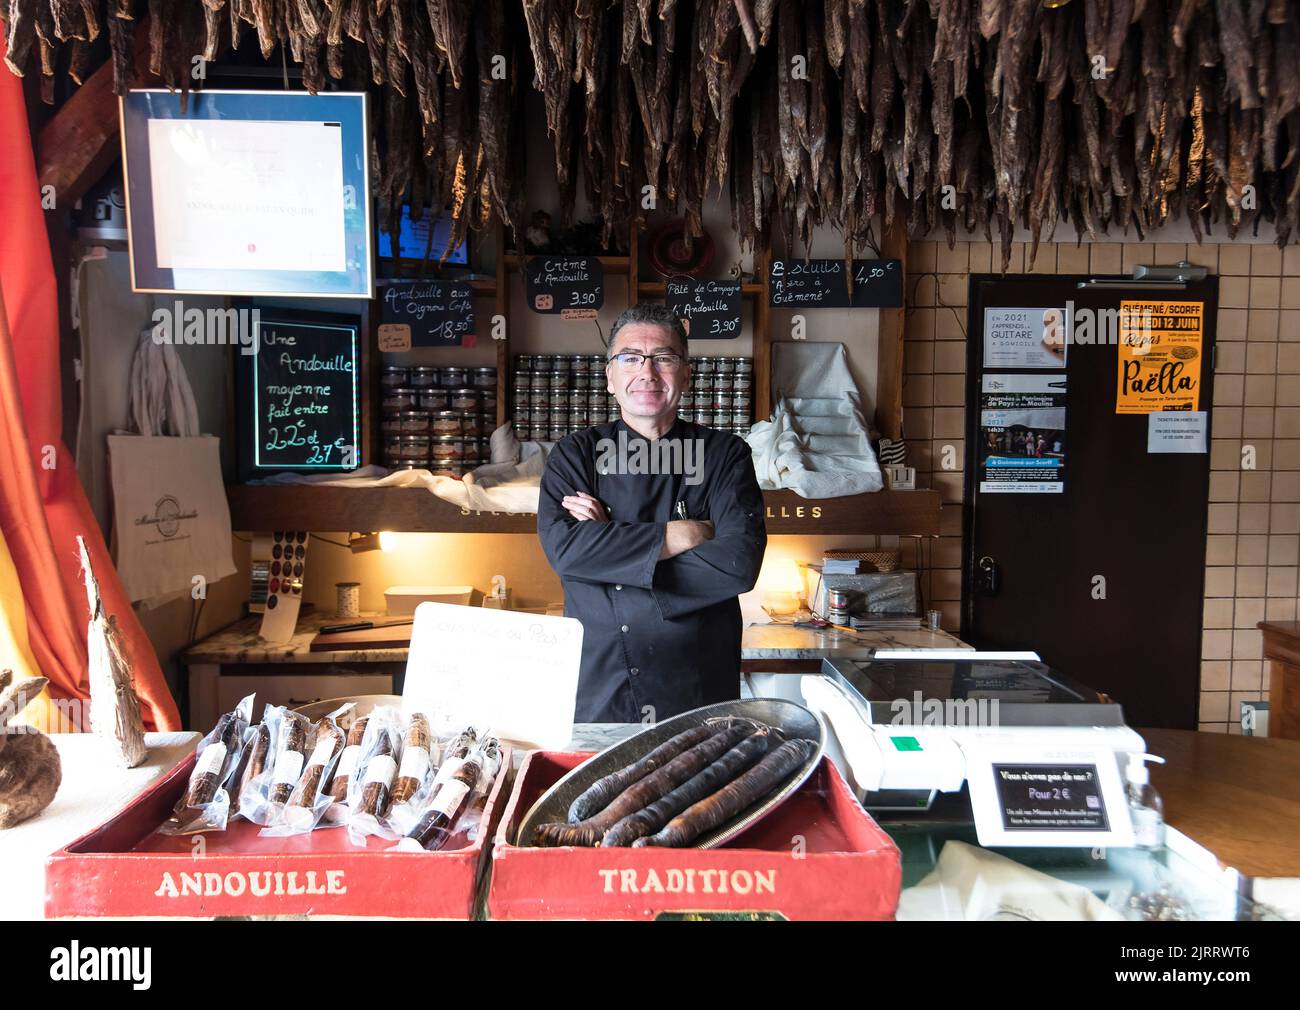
[403, 603, 583, 749]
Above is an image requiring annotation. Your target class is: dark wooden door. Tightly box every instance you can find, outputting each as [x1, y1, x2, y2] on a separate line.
[963, 274, 1219, 729]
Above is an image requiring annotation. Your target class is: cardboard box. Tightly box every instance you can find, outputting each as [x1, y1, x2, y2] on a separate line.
[487, 751, 901, 920]
[46, 746, 510, 919]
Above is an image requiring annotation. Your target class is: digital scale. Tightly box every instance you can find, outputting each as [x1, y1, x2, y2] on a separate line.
[799, 651, 1146, 848]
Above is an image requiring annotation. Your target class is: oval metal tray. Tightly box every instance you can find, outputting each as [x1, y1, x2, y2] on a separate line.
[515, 699, 826, 850]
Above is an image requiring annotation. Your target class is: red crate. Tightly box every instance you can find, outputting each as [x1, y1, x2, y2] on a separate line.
[45, 747, 511, 919]
[488, 751, 901, 920]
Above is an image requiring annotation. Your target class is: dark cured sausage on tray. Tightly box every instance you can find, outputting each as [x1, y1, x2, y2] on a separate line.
[566, 722, 719, 824]
[599, 729, 773, 847]
[633, 738, 817, 848]
[535, 721, 754, 847]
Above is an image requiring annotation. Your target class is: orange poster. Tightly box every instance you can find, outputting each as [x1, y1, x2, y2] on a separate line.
[1115, 300, 1204, 414]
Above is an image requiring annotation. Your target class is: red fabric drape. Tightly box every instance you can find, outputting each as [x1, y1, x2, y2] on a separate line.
[0, 41, 180, 732]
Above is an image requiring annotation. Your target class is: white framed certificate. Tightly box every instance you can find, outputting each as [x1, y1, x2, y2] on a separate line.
[121, 90, 373, 298]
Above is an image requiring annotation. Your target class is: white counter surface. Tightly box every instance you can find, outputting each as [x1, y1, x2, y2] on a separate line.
[0, 732, 199, 921]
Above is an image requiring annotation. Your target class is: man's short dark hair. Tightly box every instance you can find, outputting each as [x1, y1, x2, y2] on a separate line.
[607, 303, 689, 359]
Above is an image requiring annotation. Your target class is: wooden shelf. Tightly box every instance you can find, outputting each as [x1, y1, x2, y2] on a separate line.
[227, 485, 538, 533]
[226, 485, 941, 537]
[762, 489, 941, 535]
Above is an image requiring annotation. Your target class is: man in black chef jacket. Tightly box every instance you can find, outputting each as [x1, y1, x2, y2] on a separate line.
[538, 304, 767, 723]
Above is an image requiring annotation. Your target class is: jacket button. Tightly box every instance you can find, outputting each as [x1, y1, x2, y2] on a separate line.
[630, 667, 639, 676]
[620, 624, 629, 633]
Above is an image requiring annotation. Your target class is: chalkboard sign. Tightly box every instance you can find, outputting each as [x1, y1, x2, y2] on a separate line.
[992, 763, 1109, 832]
[525, 256, 604, 314]
[768, 258, 903, 307]
[666, 278, 742, 339]
[380, 279, 475, 348]
[236, 308, 364, 481]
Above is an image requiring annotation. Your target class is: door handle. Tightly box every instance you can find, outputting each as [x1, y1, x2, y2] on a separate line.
[976, 555, 1001, 597]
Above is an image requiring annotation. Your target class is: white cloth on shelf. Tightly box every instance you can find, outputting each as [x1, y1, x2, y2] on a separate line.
[254, 423, 553, 514]
[745, 341, 883, 498]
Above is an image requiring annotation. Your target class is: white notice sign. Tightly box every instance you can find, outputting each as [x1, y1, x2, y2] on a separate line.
[148, 119, 346, 273]
[403, 603, 583, 750]
[1147, 411, 1208, 454]
[984, 307, 1069, 369]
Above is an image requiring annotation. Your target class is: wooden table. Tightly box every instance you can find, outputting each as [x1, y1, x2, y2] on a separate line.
[1260, 621, 1300, 740]
[183, 612, 409, 730]
[1144, 728, 1300, 879]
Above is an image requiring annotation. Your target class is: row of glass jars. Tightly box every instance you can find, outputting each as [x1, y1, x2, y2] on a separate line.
[512, 387, 751, 413]
[514, 354, 753, 374]
[513, 370, 752, 395]
[518, 404, 751, 427]
[383, 386, 497, 415]
[380, 365, 496, 390]
[516, 420, 752, 442]
[382, 410, 495, 437]
[383, 432, 492, 457]
[387, 458, 484, 479]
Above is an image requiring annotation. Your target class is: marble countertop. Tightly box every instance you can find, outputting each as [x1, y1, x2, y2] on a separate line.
[186, 613, 971, 666]
[566, 723, 641, 752]
[183, 612, 411, 665]
[740, 621, 970, 659]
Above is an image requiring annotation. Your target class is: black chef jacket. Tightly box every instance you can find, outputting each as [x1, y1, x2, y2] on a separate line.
[537, 417, 767, 723]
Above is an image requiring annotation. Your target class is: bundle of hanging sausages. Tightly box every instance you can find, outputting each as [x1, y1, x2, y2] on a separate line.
[531, 719, 816, 848]
[3, 2, 1298, 268]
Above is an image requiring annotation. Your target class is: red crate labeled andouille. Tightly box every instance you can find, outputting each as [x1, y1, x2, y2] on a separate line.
[45, 746, 511, 919]
[488, 751, 902, 920]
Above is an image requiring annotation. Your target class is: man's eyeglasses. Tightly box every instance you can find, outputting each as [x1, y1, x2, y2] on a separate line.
[608, 351, 685, 370]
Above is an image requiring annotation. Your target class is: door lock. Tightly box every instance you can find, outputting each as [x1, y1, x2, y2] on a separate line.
[976, 555, 1001, 597]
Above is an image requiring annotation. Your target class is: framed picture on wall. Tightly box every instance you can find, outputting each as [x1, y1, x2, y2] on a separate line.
[120, 89, 373, 298]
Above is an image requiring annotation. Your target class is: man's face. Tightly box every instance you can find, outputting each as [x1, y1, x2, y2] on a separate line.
[605, 322, 691, 423]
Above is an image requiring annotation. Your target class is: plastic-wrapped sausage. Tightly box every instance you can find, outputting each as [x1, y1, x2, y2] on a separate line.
[229, 721, 271, 818]
[269, 710, 311, 806]
[399, 737, 501, 852]
[329, 716, 369, 803]
[285, 719, 346, 829]
[356, 731, 395, 820]
[391, 712, 434, 806]
[159, 694, 255, 835]
[431, 726, 478, 789]
[185, 711, 242, 807]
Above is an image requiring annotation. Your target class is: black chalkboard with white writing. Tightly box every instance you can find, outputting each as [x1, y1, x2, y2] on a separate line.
[236, 308, 364, 481]
[768, 258, 903, 307]
[525, 256, 604, 314]
[993, 763, 1109, 832]
[666, 278, 742, 338]
[380, 279, 474, 346]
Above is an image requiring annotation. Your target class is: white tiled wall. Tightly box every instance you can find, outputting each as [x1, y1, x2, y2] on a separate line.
[903, 240, 1300, 732]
